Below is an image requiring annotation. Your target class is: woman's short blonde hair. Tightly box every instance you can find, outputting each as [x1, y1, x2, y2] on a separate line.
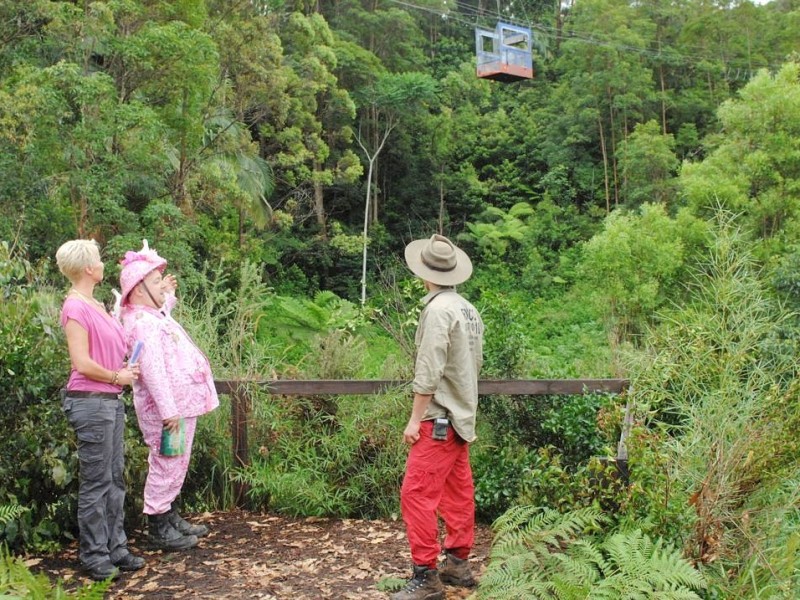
[56, 239, 101, 283]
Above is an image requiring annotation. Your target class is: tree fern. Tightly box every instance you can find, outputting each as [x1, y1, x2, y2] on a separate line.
[271, 295, 331, 331]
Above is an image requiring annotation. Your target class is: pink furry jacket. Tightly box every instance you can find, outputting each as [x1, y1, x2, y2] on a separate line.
[121, 294, 219, 422]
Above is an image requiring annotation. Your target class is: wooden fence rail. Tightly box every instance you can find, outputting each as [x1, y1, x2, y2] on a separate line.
[213, 379, 629, 505]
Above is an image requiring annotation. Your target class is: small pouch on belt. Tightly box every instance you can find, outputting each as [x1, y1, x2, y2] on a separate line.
[432, 417, 449, 441]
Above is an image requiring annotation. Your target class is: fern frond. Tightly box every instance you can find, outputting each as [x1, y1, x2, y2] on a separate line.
[273, 296, 329, 331]
[0, 544, 112, 598]
[0, 504, 25, 526]
[313, 290, 341, 309]
[477, 560, 553, 600]
[481, 507, 605, 599]
[554, 542, 602, 586]
[480, 512, 705, 600]
[587, 531, 705, 599]
[492, 506, 604, 560]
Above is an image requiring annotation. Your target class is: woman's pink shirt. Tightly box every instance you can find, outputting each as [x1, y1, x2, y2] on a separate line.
[60, 297, 126, 393]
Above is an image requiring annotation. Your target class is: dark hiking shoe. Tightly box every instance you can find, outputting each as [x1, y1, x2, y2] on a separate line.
[148, 512, 198, 551]
[113, 553, 145, 571]
[438, 551, 475, 587]
[390, 565, 444, 600]
[83, 562, 120, 582]
[169, 503, 209, 537]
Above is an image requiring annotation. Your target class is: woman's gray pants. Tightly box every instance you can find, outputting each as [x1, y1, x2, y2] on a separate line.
[63, 394, 129, 570]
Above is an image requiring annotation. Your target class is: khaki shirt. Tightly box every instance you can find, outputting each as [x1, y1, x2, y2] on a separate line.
[412, 288, 484, 442]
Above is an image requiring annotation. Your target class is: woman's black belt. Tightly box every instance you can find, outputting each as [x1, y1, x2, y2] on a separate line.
[65, 391, 121, 400]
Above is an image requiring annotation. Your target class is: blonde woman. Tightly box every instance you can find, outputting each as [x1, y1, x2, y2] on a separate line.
[55, 239, 144, 581]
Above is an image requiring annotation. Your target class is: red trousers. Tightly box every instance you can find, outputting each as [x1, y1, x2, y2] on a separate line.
[400, 420, 475, 569]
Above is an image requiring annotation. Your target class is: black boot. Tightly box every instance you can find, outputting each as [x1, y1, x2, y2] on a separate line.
[390, 565, 444, 600]
[113, 552, 146, 572]
[168, 502, 209, 537]
[148, 512, 198, 551]
[82, 562, 120, 582]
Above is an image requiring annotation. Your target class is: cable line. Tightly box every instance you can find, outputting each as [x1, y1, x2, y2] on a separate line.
[384, 0, 784, 75]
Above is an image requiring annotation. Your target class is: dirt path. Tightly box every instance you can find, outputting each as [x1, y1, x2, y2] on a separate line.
[29, 510, 494, 599]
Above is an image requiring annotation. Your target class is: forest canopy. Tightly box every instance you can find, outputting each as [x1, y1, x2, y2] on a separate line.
[1, 0, 797, 300]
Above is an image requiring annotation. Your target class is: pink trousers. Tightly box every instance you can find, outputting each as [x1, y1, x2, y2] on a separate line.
[137, 415, 197, 515]
[400, 420, 475, 569]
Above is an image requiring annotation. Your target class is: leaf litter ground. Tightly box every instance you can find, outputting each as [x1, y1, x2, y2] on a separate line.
[29, 510, 494, 599]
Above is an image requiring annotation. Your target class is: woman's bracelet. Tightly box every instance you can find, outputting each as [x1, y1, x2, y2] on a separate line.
[110, 370, 120, 385]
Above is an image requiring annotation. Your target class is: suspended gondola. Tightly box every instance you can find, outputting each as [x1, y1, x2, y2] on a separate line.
[475, 22, 534, 82]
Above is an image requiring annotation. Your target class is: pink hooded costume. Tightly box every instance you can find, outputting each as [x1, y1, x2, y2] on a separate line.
[119, 241, 219, 516]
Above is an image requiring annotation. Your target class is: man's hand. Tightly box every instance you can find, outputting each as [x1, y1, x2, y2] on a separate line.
[403, 393, 433, 444]
[163, 273, 178, 294]
[163, 415, 181, 434]
[403, 419, 421, 444]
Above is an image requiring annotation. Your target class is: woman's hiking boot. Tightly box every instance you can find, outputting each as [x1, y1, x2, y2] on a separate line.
[147, 512, 198, 551]
[113, 552, 146, 571]
[82, 562, 120, 582]
[390, 565, 444, 600]
[168, 503, 209, 537]
[438, 551, 475, 587]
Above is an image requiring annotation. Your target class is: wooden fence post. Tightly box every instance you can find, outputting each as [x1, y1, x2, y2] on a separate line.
[230, 384, 251, 507]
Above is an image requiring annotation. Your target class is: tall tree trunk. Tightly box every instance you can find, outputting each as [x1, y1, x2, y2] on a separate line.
[174, 89, 190, 209]
[356, 117, 395, 305]
[371, 106, 380, 224]
[72, 185, 87, 238]
[438, 166, 445, 234]
[598, 115, 611, 213]
[313, 160, 327, 238]
[554, 0, 564, 54]
[238, 206, 244, 248]
[608, 103, 619, 207]
[361, 159, 374, 306]
[660, 63, 668, 135]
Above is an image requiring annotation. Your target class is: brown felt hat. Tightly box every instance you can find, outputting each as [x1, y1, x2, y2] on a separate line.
[404, 234, 473, 286]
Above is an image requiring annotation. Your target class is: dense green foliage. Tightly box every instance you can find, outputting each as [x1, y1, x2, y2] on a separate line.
[1, 0, 797, 290]
[2, 0, 800, 596]
[620, 219, 800, 596]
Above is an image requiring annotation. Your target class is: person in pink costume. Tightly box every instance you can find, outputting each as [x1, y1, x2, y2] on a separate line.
[118, 240, 219, 551]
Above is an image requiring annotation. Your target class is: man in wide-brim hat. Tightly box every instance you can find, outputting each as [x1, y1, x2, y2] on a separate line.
[392, 234, 485, 600]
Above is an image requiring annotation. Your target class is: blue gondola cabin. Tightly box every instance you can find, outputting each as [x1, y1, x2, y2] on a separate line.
[475, 22, 534, 82]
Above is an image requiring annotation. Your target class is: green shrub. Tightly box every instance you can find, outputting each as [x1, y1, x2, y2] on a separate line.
[179, 394, 236, 511]
[472, 438, 537, 522]
[235, 388, 408, 518]
[475, 290, 529, 378]
[0, 243, 75, 550]
[478, 393, 614, 466]
[623, 215, 800, 595]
